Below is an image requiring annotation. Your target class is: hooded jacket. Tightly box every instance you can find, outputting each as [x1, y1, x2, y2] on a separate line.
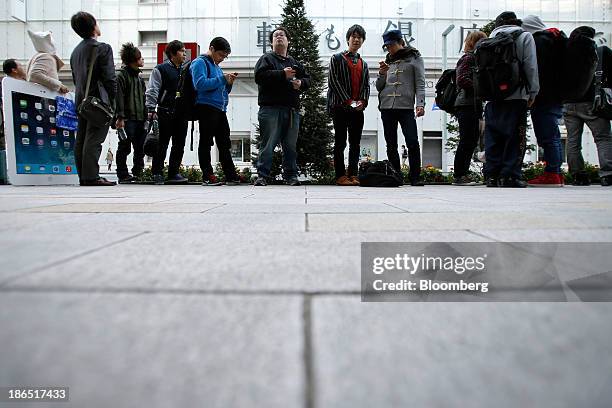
[26, 30, 66, 92]
[376, 46, 426, 110]
[254, 51, 311, 108]
[489, 25, 540, 101]
[116, 65, 146, 121]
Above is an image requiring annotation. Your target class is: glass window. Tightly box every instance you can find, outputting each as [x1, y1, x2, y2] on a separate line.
[139, 31, 167, 46]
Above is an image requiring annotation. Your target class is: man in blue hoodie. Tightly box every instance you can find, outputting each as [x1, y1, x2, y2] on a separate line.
[191, 37, 240, 185]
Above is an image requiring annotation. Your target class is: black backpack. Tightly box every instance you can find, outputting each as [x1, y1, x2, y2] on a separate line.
[562, 34, 598, 102]
[474, 30, 524, 101]
[174, 58, 199, 122]
[532, 29, 568, 103]
[358, 161, 403, 187]
[435, 69, 458, 114]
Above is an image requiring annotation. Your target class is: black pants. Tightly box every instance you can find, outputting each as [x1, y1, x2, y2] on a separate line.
[196, 104, 238, 180]
[116, 119, 146, 178]
[381, 109, 421, 180]
[454, 106, 481, 178]
[152, 113, 188, 176]
[484, 100, 528, 179]
[75, 115, 109, 181]
[332, 108, 364, 178]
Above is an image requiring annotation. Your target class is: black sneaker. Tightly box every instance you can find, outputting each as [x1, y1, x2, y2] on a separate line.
[410, 180, 425, 186]
[167, 173, 188, 184]
[499, 177, 527, 188]
[118, 175, 136, 183]
[153, 174, 165, 185]
[453, 176, 477, 186]
[286, 178, 301, 186]
[253, 176, 268, 186]
[225, 178, 241, 186]
[572, 172, 591, 186]
[601, 175, 612, 187]
[486, 177, 499, 188]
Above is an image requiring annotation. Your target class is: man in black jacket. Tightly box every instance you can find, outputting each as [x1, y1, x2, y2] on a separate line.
[115, 42, 146, 183]
[563, 26, 612, 187]
[327, 24, 370, 186]
[253, 27, 311, 186]
[146, 40, 188, 185]
[70, 11, 117, 186]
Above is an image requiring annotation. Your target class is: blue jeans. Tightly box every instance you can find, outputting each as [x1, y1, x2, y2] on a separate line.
[530, 103, 563, 174]
[257, 106, 300, 179]
[484, 100, 528, 179]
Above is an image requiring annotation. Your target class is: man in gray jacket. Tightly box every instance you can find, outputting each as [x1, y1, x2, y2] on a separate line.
[376, 29, 425, 185]
[484, 11, 540, 188]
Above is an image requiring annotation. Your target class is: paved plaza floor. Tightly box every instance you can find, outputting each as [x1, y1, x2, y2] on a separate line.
[1, 183, 612, 407]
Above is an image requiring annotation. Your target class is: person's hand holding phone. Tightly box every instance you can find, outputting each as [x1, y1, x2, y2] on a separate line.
[284, 67, 296, 80]
[379, 60, 389, 75]
[224, 72, 238, 85]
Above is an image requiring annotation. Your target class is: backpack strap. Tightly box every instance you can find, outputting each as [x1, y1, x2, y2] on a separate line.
[594, 46, 604, 92]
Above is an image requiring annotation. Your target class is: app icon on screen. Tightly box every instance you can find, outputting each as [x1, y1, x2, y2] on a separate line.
[63, 130, 70, 137]
[50, 140, 58, 147]
[65, 166, 72, 172]
[37, 139, 44, 146]
[24, 166, 31, 172]
[39, 166, 46, 172]
[20, 112, 28, 120]
[64, 141, 71, 149]
[49, 117, 56, 124]
[36, 127, 43, 134]
[49, 105, 56, 112]
[19, 100, 27, 109]
[21, 137, 30, 145]
[52, 166, 60, 173]
[50, 128, 57, 135]
[21, 125, 29, 133]
[36, 115, 43, 121]
[35, 102, 42, 110]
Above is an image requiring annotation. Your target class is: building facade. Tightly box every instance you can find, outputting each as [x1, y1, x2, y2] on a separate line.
[1, 0, 611, 173]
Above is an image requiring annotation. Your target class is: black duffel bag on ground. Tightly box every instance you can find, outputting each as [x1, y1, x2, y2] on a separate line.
[358, 160, 403, 187]
[78, 45, 114, 127]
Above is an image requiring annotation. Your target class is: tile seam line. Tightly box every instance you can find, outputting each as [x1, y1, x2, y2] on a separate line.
[0, 232, 149, 288]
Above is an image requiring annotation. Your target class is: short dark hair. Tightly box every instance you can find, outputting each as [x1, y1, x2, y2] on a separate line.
[120, 42, 142, 65]
[570, 26, 596, 39]
[346, 24, 366, 42]
[269, 27, 290, 46]
[494, 11, 522, 28]
[71, 11, 97, 39]
[165, 40, 185, 59]
[2, 59, 18, 75]
[210, 37, 231, 53]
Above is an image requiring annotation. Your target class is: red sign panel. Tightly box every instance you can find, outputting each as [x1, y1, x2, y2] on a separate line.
[156, 42, 200, 65]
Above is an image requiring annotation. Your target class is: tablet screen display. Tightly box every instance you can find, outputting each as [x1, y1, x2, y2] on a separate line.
[11, 91, 76, 175]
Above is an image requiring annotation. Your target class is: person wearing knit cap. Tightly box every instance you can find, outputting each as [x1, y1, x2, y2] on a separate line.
[26, 30, 69, 94]
[563, 26, 612, 186]
[483, 11, 539, 188]
[522, 15, 566, 187]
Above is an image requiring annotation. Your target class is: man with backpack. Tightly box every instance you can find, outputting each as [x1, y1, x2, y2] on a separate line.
[476, 11, 539, 188]
[327, 24, 370, 186]
[253, 27, 311, 186]
[146, 40, 189, 185]
[522, 15, 567, 187]
[191, 37, 240, 186]
[563, 26, 612, 187]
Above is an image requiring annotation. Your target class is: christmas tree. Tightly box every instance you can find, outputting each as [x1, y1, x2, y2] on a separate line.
[252, 0, 334, 181]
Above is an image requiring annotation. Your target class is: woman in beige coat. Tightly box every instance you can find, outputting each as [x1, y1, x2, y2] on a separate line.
[26, 30, 69, 93]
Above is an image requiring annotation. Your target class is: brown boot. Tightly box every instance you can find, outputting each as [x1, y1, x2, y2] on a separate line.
[349, 176, 360, 186]
[336, 175, 353, 186]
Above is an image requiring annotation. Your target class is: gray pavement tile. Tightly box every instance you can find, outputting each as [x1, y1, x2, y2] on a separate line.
[0, 230, 142, 284]
[19, 203, 225, 213]
[6, 231, 487, 292]
[307, 212, 611, 232]
[311, 297, 612, 408]
[207, 203, 403, 214]
[0, 293, 303, 408]
[471, 228, 612, 242]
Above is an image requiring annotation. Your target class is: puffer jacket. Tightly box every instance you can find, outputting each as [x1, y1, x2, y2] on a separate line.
[376, 46, 426, 110]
